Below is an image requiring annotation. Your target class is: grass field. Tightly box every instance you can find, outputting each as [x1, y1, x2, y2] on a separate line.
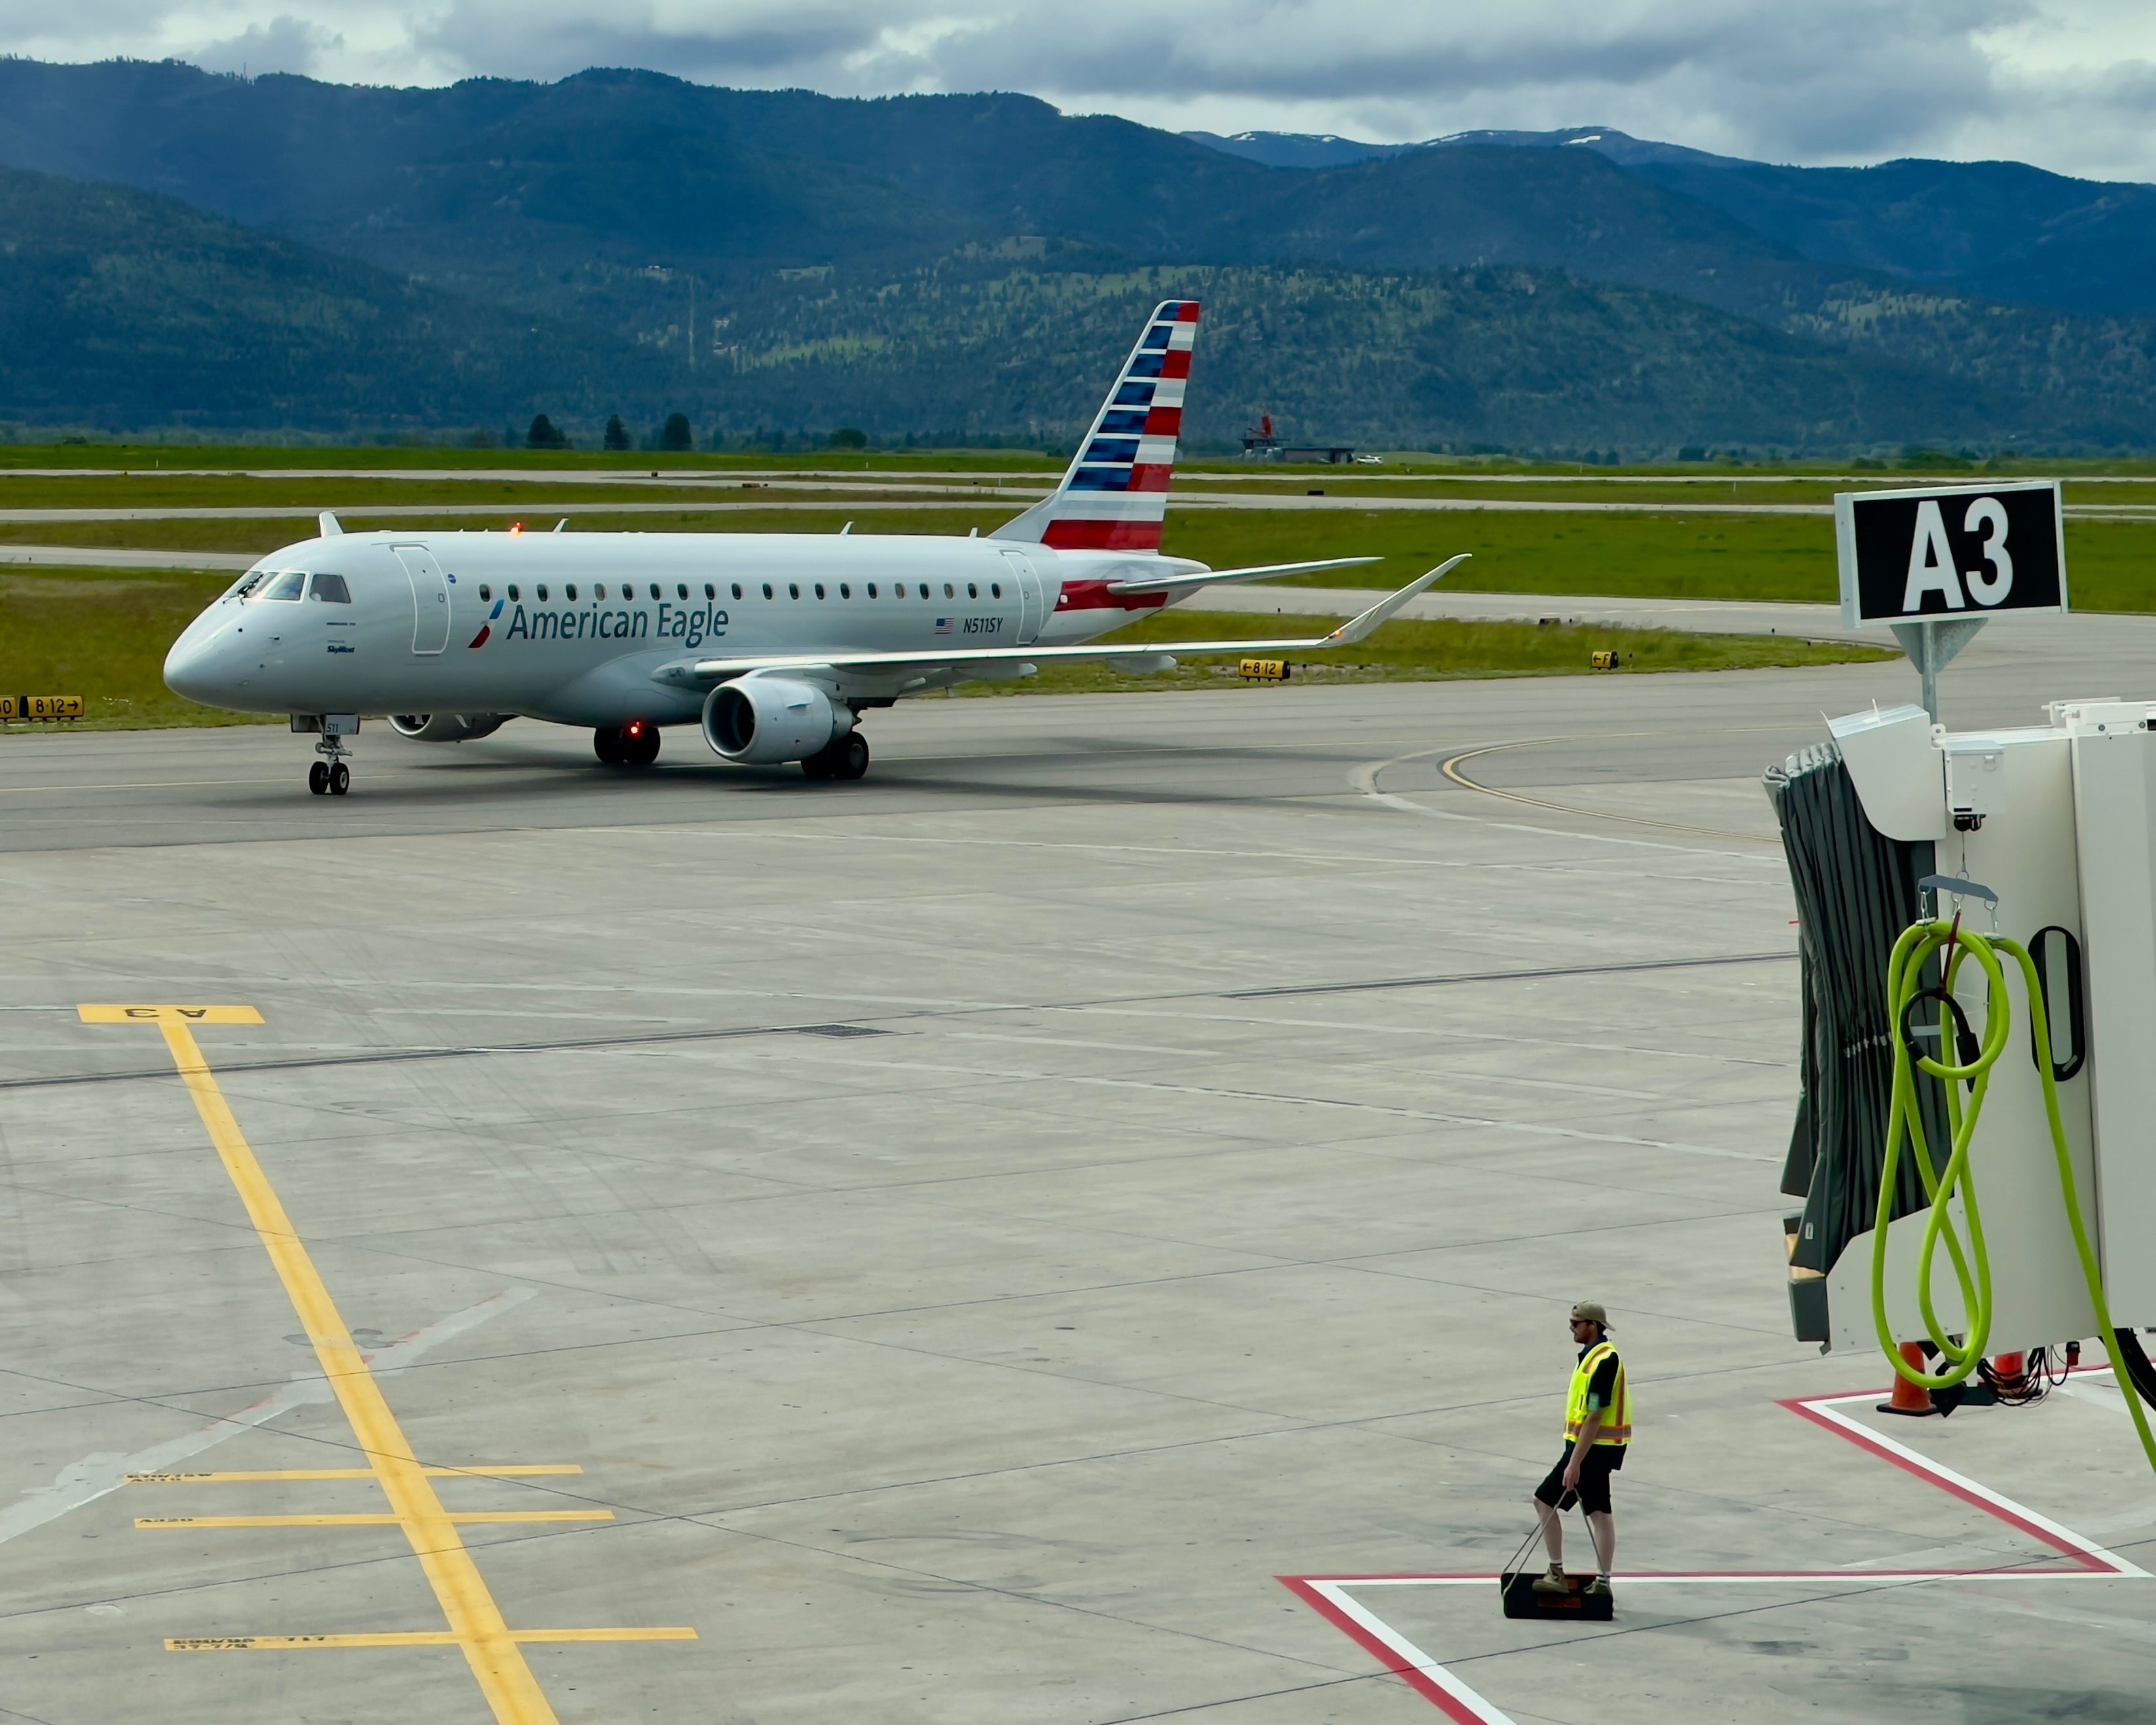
[1161, 510, 2156, 611]
[0, 568, 257, 729]
[11, 505, 2156, 612]
[0, 567, 1890, 733]
[952, 609, 1891, 697]
[0, 446, 2128, 734]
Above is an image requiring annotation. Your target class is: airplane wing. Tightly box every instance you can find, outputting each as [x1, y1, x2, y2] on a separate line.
[653, 556, 1466, 687]
[1105, 554, 1381, 596]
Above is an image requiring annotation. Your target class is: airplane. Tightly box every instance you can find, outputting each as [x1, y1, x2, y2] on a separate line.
[162, 299, 1466, 795]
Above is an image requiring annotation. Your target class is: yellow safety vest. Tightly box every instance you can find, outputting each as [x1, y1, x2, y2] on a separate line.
[1564, 1341, 1632, 1446]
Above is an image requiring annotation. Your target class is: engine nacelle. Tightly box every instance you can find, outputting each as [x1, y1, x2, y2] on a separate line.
[388, 713, 511, 742]
[702, 678, 848, 764]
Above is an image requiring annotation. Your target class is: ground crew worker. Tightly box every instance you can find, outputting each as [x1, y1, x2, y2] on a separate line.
[1531, 1300, 1630, 1599]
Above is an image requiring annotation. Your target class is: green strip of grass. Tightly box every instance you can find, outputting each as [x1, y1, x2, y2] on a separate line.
[0, 568, 272, 730]
[13, 499, 2156, 619]
[954, 609, 1892, 697]
[1160, 510, 2156, 612]
[0, 506, 1014, 555]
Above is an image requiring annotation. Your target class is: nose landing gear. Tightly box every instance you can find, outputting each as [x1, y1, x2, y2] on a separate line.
[308, 740, 352, 795]
[296, 715, 357, 795]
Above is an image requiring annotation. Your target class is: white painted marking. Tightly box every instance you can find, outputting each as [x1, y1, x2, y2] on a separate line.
[1310, 1580, 1518, 1725]
[1802, 1390, 2150, 1577]
[1350, 754, 1779, 863]
[0, 1288, 533, 1548]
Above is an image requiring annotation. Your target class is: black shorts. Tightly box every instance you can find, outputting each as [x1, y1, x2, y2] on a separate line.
[1536, 1441, 1624, 1516]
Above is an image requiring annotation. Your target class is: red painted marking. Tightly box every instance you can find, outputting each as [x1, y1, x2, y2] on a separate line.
[1284, 1389, 2132, 1717]
[1128, 463, 1174, 493]
[1042, 519, 1164, 552]
[1278, 1578, 1487, 1724]
[1052, 579, 1167, 613]
[1778, 1395, 2107, 1568]
[1160, 350, 1192, 379]
[1143, 406, 1183, 436]
[1175, 301, 1202, 323]
[465, 625, 490, 649]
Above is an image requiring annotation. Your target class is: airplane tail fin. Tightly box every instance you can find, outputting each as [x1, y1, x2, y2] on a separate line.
[996, 299, 1198, 553]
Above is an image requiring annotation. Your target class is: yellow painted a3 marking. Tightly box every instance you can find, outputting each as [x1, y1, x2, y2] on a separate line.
[81, 1005, 694, 1723]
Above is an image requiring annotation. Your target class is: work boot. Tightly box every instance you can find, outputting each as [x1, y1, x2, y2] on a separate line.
[1530, 1565, 1569, 1595]
[1583, 1574, 1613, 1599]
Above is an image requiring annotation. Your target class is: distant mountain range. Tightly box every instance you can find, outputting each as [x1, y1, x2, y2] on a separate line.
[1186, 125, 2156, 320]
[4, 60, 2155, 451]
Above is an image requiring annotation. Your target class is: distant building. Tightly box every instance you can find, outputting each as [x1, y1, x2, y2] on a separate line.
[1241, 412, 1354, 463]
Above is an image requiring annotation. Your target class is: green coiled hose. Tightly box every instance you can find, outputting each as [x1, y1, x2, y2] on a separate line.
[1875, 918, 2156, 1477]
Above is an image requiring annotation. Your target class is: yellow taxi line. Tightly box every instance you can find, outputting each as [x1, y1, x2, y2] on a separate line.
[84, 1002, 571, 1725]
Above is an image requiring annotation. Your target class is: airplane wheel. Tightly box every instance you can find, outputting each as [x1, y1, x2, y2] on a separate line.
[329, 762, 350, 796]
[593, 727, 623, 765]
[308, 761, 329, 795]
[836, 732, 870, 781]
[623, 724, 660, 767]
[800, 752, 833, 780]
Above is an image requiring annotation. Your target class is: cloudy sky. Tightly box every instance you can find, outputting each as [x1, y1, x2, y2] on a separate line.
[16, 0, 2156, 181]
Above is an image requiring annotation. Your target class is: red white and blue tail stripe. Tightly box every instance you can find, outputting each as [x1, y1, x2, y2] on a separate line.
[996, 299, 1198, 553]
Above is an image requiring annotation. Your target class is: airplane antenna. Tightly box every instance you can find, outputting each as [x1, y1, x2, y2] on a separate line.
[554, 518, 567, 533]
[318, 511, 343, 536]
[840, 521, 853, 536]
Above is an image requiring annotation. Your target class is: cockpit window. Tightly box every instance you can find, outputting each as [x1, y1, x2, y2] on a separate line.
[258, 570, 307, 602]
[308, 573, 351, 604]
[230, 570, 270, 599]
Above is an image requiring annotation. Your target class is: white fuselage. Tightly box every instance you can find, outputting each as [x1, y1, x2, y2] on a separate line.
[163, 530, 1180, 727]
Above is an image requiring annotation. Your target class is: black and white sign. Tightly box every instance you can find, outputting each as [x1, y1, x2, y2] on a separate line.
[1835, 480, 2066, 628]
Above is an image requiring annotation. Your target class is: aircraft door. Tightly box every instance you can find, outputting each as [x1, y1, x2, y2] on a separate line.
[1001, 550, 1044, 645]
[394, 546, 451, 655]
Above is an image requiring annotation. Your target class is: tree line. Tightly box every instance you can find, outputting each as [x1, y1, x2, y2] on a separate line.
[524, 414, 870, 452]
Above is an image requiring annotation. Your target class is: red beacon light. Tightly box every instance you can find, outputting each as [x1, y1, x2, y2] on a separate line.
[509, 522, 524, 536]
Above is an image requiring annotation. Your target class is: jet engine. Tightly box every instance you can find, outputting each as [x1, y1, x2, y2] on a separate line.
[388, 713, 511, 742]
[701, 678, 848, 764]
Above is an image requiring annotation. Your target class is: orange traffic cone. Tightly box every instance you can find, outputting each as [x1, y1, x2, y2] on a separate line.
[1878, 1341, 1939, 1417]
[1991, 1351, 2028, 1398]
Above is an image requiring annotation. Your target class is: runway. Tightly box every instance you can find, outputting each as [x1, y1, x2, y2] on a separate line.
[5, 659, 2154, 1723]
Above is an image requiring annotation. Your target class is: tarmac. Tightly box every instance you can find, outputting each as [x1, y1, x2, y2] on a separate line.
[4, 648, 2155, 1724]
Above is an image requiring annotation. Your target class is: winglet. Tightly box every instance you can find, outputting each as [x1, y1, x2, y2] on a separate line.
[1323, 554, 1469, 645]
[318, 511, 343, 537]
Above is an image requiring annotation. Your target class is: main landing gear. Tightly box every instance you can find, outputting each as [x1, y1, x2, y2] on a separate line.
[801, 731, 870, 782]
[594, 721, 661, 767]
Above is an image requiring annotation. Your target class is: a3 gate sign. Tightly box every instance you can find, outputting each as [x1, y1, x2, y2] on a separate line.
[1835, 479, 2067, 628]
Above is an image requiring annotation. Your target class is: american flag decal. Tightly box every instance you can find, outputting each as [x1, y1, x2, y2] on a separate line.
[994, 300, 1198, 555]
[934, 617, 954, 636]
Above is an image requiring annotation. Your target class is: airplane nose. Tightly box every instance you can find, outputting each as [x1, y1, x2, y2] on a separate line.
[163, 617, 228, 704]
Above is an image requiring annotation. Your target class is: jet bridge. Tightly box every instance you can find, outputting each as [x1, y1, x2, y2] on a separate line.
[1772, 698, 2156, 1451]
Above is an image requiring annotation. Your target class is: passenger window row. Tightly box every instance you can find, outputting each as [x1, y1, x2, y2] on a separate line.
[737, 581, 997, 602]
[478, 581, 723, 604]
[457, 577, 1007, 607]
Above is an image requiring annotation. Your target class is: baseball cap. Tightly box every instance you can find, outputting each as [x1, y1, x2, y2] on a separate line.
[1570, 1301, 1611, 1328]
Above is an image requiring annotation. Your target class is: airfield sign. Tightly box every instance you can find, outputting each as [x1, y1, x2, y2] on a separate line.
[1834, 479, 2067, 718]
[1835, 479, 2066, 628]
